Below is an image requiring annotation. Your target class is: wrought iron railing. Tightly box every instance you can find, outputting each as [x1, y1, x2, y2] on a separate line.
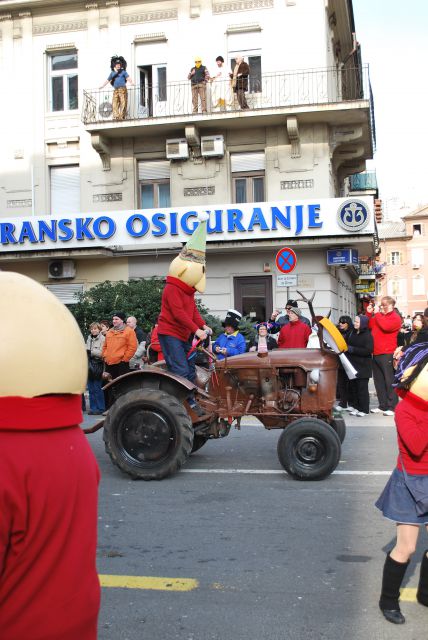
[349, 171, 378, 191]
[82, 64, 374, 130]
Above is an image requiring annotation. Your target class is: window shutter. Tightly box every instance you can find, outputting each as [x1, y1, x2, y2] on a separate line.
[138, 160, 170, 181]
[45, 283, 83, 304]
[231, 152, 265, 173]
[50, 165, 80, 215]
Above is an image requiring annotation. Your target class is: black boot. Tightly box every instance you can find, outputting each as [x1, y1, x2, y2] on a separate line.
[379, 553, 409, 624]
[417, 550, 428, 606]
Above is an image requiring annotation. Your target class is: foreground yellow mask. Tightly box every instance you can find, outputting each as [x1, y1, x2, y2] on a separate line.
[0, 272, 87, 397]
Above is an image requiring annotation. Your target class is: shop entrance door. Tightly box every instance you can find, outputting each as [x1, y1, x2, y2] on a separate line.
[233, 276, 272, 323]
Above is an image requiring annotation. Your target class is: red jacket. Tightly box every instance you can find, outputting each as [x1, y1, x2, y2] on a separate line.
[0, 395, 100, 640]
[158, 276, 205, 341]
[278, 319, 311, 348]
[395, 390, 428, 475]
[366, 310, 401, 355]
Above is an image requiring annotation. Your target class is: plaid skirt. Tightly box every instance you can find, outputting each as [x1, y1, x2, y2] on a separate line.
[375, 467, 428, 525]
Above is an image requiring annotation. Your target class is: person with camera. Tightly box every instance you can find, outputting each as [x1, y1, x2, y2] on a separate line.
[366, 296, 401, 416]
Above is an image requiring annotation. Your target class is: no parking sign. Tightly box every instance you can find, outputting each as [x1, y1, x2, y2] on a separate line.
[275, 247, 297, 274]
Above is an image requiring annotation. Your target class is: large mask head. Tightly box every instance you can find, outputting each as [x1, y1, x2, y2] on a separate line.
[168, 212, 208, 292]
[0, 272, 87, 398]
[394, 343, 428, 401]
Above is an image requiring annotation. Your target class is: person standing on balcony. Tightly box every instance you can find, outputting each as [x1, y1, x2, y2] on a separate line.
[99, 55, 134, 121]
[211, 55, 231, 110]
[188, 57, 210, 114]
[230, 55, 250, 110]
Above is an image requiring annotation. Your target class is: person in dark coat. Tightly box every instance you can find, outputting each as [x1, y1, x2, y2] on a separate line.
[230, 55, 250, 109]
[336, 315, 353, 411]
[346, 315, 374, 416]
[248, 322, 278, 352]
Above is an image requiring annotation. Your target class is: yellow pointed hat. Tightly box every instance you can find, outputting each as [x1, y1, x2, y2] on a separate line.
[0, 272, 87, 397]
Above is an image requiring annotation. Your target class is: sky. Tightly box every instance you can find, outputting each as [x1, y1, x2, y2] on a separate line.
[352, 0, 428, 217]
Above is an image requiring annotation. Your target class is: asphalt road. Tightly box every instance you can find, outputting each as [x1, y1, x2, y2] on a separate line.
[84, 411, 428, 640]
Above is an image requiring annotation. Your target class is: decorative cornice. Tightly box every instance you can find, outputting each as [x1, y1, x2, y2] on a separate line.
[213, 0, 273, 14]
[0, 13, 12, 21]
[121, 9, 178, 25]
[46, 42, 76, 51]
[33, 20, 87, 35]
[18, 11, 32, 18]
[106, 0, 119, 6]
[133, 32, 167, 43]
[226, 22, 261, 33]
[85, 2, 98, 9]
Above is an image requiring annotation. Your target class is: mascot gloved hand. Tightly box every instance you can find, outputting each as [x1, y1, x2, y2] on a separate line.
[0, 273, 100, 640]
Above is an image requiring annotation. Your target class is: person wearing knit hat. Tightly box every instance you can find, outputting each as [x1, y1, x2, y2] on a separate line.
[0, 272, 100, 640]
[158, 214, 212, 416]
[102, 311, 137, 383]
[278, 304, 311, 348]
[213, 309, 246, 360]
[269, 299, 311, 333]
[345, 315, 374, 416]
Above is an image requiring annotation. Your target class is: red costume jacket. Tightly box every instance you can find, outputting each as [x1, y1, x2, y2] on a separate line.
[278, 320, 311, 349]
[0, 395, 100, 640]
[158, 275, 205, 341]
[395, 390, 428, 475]
[366, 310, 401, 355]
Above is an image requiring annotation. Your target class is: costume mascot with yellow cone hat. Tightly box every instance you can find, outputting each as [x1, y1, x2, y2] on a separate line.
[0, 273, 100, 640]
[375, 342, 428, 625]
[158, 212, 212, 417]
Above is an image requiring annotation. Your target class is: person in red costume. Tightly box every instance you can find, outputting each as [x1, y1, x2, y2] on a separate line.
[0, 272, 100, 640]
[376, 343, 428, 625]
[278, 306, 311, 348]
[366, 296, 402, 416]
[158, 213, 212, 416]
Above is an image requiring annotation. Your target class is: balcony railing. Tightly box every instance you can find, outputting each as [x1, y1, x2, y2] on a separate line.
[82, 64, 374, 133]
[349, 171, 378, 191]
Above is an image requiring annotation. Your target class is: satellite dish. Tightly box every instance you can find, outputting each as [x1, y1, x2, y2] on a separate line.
[99, 100, 113, 118]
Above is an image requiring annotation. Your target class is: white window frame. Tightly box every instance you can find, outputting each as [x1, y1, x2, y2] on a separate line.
[48, 50, 78, 113]
[389, 251, 401, 266]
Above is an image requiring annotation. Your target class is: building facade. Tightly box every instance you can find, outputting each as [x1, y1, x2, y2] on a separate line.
[377, 205, 428, 316]
[0, 0, 375, 321]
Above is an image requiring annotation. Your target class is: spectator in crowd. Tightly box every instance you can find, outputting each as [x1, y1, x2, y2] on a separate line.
[146, 322, 164, 363]
[213, 310, 246, 360]
[415, 312, 428, 344]
[102, 312, 137, 380]
[230, 55, 250, 109]
[366, 296, 402, 416]
[211, 55, 231, 110]
[86, 322, 105, 415]
[0, 272, 100, 640]
[375, 343, 428, 625]
[248, 322, 278, 352]
[127, 316, 147, 370]
[99, 55, 134, 120]
[278, 306, 311, 348]
[335, 315, 353, 411]
[269, 300, 311, 332]
[100, 319, 110, 337]
[188, 56, 210, 114]
[346, 315, 374, 417]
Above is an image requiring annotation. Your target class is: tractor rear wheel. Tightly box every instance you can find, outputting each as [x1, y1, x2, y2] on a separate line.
[103, 389, 193, 480]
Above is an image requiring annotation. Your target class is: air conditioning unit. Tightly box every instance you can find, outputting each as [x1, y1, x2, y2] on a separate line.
[166, 138, 189, 160]
[48, 259, 76, 279]
[201, 135, 224, 158]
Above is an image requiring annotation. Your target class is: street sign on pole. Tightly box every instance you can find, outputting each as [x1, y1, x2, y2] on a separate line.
[275, 247, 297, 274]
[277, 274, 298, 287]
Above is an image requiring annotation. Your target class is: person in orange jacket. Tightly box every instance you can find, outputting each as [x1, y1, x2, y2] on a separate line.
[102, 311, 137, 380]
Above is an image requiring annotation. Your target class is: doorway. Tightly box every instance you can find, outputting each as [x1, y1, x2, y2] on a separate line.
[138, 64, 167, 117]
[233, 276, 273, 323]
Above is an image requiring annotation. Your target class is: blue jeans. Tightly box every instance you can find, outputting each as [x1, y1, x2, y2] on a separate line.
[158, 334, 196, 383]
[87, 378, 105, 412]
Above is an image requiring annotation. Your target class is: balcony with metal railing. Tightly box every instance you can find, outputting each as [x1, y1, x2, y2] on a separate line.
[349, 171, 378, 192]
[82, 64, 375, 144]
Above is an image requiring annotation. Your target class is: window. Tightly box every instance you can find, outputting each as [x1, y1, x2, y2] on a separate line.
[229, 51, 262, 94]
[411, 247, 424, 268]
[412, 276, 425, 296]
[388, 278, 406, 299]
[389, 251, 401, 266]
[413, 224, 422, 236]
[50, 165, 80, 215]
[138, 160, 170, 208]
[49, 51, 78, 112]
[231, 152, 265, 204]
